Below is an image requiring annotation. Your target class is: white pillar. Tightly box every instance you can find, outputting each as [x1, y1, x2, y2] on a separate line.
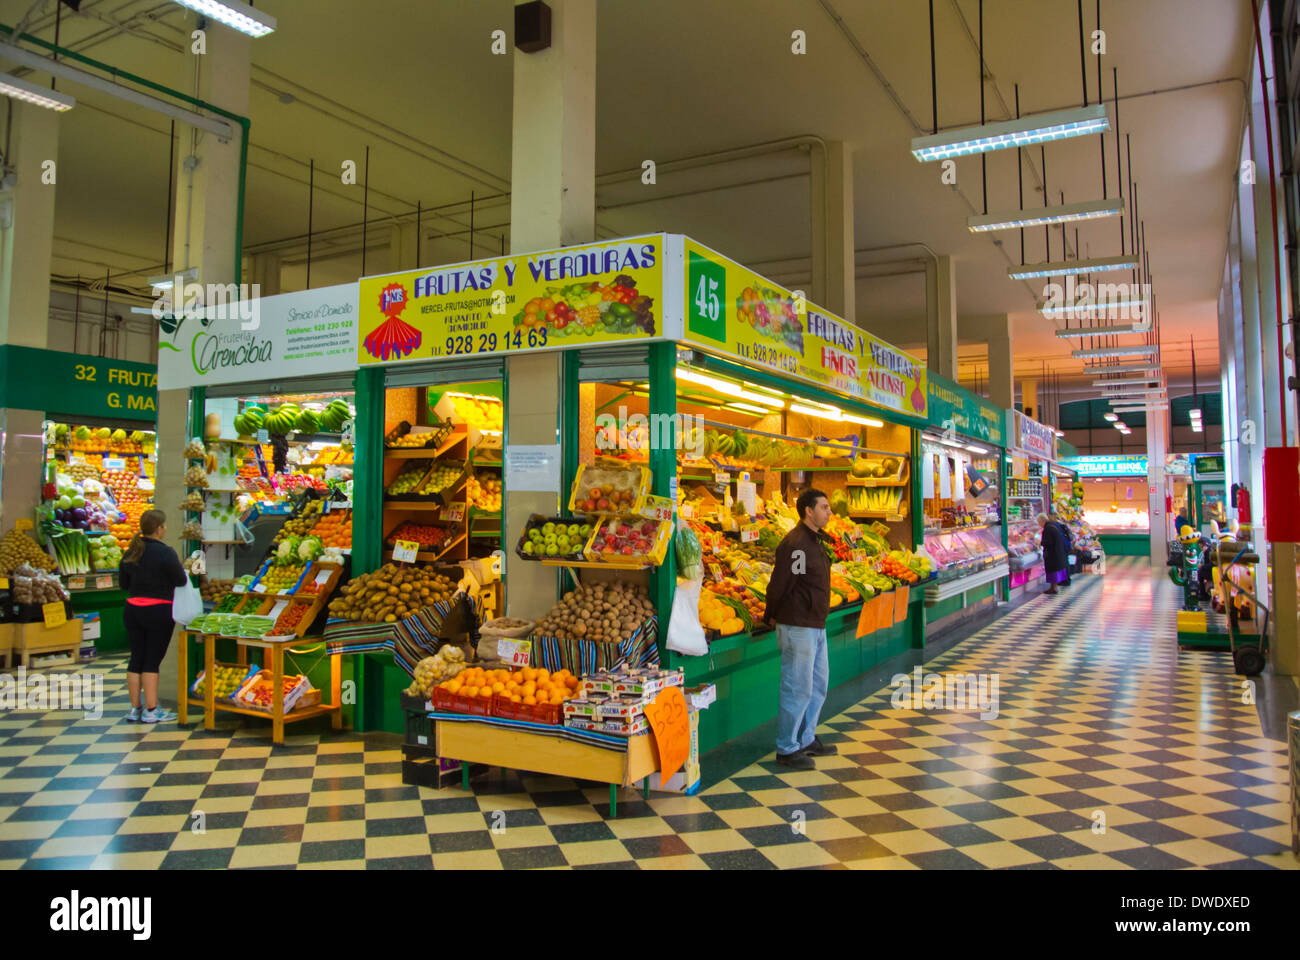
[504, 0, 595, 617]
[249, 252, 281, 297]
[810, 141, 855, 321]
[1146, 413, 1169, 566]
[0, 102, 60, 530]
[157, 24, 252, 704]
[926, 255, 957, 379]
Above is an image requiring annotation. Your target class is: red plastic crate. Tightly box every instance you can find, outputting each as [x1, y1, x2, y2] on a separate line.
[490, 693, 563, 725]
[433, 686, 492, 717]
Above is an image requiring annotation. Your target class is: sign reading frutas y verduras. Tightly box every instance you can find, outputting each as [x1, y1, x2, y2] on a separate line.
[157, 284, 358, 390]
[356, 236, 664, 365]
[0, 346, 158, 420]
[682, 238, 927, 419]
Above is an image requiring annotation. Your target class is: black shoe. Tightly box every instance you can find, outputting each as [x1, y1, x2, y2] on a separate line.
[775, 750, 815, 770]
[803, 736, 835, 756]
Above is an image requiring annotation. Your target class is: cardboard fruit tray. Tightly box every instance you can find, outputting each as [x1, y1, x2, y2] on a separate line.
[385, 419, 454, 450]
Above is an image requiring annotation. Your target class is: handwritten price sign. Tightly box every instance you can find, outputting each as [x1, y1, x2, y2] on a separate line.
[740, 524, 761, 543]
[392, 539, 420, 563]
[42, 601, 67, 628]
[641, 495, 673, 521]
[496, 638, 532, 667]
[439, 504, 465, 523]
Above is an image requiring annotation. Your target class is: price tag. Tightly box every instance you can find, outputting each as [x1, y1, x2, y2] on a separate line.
[708, 563, 724, 581]
[392, 539, 420, 563]
[0, 578, 7, 590]
[489, 551, 503, 576]
[233, 585, 247, 593]
[496, 637, 532, 667]
[714, 472, 729, 485]
[440, 503, 466, 523]
[680, 503, 695, 519]
[68, 455, 85, 466]
[96, 575, 113, 589]
[269, 599, 290, 619]
[67, 576, 86, 590]
[740, 524, 760, 543]
[15, 518, 33, 531]
[253, 584, 267, 594]
[851, 550, 867, 563]
[103, 457, 126, 472]
[314, 569, 332, 586]
[321, 500, 332, 514]
[42, 601, 66, 628]
[641, 495, 673, 521]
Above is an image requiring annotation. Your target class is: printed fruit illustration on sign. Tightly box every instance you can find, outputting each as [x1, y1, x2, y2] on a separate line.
[736, 285, 804, 352]
[512, 275, 655, 339]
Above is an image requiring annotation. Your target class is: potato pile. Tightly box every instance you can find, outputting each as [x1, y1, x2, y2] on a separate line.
[327, 562, 458, 623]
[404, 645, 467, 697]
[0, 530, 58, 575]
[535, 581, 655, 643]
[201, 578, 235, 603]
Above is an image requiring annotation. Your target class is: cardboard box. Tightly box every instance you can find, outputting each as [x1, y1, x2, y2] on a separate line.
[596, 716, 650, 737]
[580, 677, 618, 697]
[0, 622, 15, 659]
[639, 708, 701, 794]
[686, 683, 717, 710]
[80, 613, 102, 641]
[564, 717, 598, 732]
[612, 669, 684, 700]
[562, 696, 608, 718]
[596, 698, 645, 720]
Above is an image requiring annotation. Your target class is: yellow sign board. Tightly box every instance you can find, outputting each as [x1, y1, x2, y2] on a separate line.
[357, 235, 664, 365]
[682, 239, 927, 419]
[42, 601, 67, 628]
[15, 518, 33, 531]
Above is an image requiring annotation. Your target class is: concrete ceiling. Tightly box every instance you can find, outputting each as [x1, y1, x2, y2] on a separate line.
[0, 0, 1253, 394]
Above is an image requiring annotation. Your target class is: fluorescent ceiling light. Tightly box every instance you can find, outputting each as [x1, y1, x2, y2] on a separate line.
[1084, 361, 1162, 374]
[1040, 297, 1146, 317]
[737, 390, 784, 408]
[1103, 412, 1119, 422]
[841, 413, 885, 427]
[1108, 393, 1167, 403]
[966, 444, 989, 454]
[1009, 254, 1140, 281]
[969, 196, 1123, 233]
[741, 381, 785, 397]
[1052, 430, 1065, 437]
[149, 267, 198, 290]
[1091, 377, 1161, 387]
[1113, 405, 1168, 413]
[726, 403, 772, 415]
[1189, 408, 1202, 420]
[676, 368, 740, 395]
[0, 71, 74, 112]
[911, 103, 1109, 162]
[1191, 422, 1203, 432]
[790, 403, 837, 419]
[172, 0, 277, 37]
[1072, 344, 1159, 359]
[1112, 421, 1128, 430]
[1057, 323, 1150, 337]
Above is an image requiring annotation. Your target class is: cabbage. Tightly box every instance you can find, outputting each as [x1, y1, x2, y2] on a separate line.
[297, 536, 323, 562]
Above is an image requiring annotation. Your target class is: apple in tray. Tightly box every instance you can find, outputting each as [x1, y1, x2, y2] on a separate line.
[590, 519, 662, 562]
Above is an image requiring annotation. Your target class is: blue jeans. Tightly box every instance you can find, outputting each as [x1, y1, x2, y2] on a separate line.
[775, 624, 829, 755]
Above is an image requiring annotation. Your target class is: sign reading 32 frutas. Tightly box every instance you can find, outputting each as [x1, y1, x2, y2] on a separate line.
[356, 236, 665, 365]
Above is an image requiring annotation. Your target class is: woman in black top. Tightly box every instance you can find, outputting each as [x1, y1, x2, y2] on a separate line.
[120, 510, 188, 723]
[1037, 513, 1068, 596]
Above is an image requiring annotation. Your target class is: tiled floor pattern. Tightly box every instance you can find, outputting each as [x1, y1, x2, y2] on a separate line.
[0, 556, 1295, 869]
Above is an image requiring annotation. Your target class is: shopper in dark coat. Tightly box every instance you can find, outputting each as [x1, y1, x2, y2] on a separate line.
[1052, 517, 1073, 586]
[1037, 513, 1068, 595]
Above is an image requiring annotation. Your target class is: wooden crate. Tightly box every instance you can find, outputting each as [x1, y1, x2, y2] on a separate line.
[13, 619, 84, 667]
[0, 622, 15, 668]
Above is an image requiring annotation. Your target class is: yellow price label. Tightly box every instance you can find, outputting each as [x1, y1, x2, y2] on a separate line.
[15, 518, 33, 531]
[392, 539, 420, 563]
[42, 601, 67, 628]
[0, 577, 8, 590]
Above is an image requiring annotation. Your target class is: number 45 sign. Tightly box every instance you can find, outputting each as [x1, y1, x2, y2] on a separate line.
[688, 252, 726, 341]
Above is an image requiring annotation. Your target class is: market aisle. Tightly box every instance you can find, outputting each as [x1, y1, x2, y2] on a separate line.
[0, 558, 1294, 870]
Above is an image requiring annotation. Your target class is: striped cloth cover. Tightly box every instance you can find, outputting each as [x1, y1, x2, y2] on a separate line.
[323, 600, 457, 678]
[530, 616, 660, 676]
[428, 711, 635, 754]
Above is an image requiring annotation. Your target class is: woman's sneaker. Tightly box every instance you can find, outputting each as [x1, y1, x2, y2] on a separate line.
[126, 707, 140, 723]
[141, 706, 177, 724]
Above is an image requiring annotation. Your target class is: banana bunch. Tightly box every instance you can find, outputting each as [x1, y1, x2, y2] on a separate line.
[847, 486, 906, 515]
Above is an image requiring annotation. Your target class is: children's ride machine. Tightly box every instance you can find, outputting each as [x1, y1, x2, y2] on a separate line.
[1174, 522, 1269, 676]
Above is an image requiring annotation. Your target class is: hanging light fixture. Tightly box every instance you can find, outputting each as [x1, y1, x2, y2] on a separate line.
[968, 196, 1123, 232]
[911, 104, 1109, 162]
[1103, 412, 1119, 421]
[1057, 323, 1149, 337]
[1072, 344, 1158, 359]
[0, 72, 75, 112]
[170, 0, 276, 37]
[1084, 360, 1162, 374]
[1009, 255, 1139, 280]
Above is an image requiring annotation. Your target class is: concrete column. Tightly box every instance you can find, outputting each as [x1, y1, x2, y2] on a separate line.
[504, 0, 595, 617]
[1146, 412, 1169, 565]
[0, 102, 59, 531]
[925, 255, 957, 378]
[249, 252, 281, 297]
[810, 141, 855, 320]
[157, 25, 251, 705]
[961, 314, 1014, 410]
[388, 222, 419, 272]
[1020, 379, 1038, 420]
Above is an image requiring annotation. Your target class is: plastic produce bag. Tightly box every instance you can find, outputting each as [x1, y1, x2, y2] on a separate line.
[173, 580, 203, 625]
[666, 577, 708, 657]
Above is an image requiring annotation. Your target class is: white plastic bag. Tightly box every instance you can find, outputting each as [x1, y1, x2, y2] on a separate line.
[666, 577, 708, 657]
[173, 580, 203, 625]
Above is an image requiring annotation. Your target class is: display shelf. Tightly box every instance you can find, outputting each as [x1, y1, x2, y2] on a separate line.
[851, 511, 906, 522]
[385, 448, 441, 460]
[383, 500, 460, 512]
[924, 562, 1010, 603]
[924, 523, 993, 534]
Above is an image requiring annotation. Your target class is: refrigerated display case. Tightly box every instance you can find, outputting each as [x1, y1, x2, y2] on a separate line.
[923, 526, 1008, 584]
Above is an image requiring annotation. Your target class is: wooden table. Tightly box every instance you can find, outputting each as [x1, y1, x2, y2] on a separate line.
[435, 718, 659, 817]
[177, 631, 343, 744]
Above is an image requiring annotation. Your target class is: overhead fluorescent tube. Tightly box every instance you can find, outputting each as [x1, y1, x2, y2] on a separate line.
[1084, 361, 1162, 374]
[676, 368, 740, 395]
[1009, 254, 1140, 281]
[1091, 377, 1160, 387]
[1053, 429, 1065, 437]
[1057, 323, 1151, 337]
[1112, 421, 1128, 430]
[1112, 405, 1168, 412]
[726, 403, 772, 415]
[737, 391, 784, 408]
[911, 103, 1109, 162]
[790, 403, 836, 419]
[149, 267, 199, 290]
[1040, 297, 1147, 317]
[172, 0, 277, 37]
[969, 196, 1123, 233]
[1103, 412, 1119, 422]
[1072, 344, 1159, 359]
[841, 413, 885, 428]
[1191, 422, 1203, 432]
[0, 71, 74, 111]
[1189, 408, 1203, 420]
[965, 444, 989, 454]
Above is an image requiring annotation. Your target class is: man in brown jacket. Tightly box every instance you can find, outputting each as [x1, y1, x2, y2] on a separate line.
[763, 488, 834, 769]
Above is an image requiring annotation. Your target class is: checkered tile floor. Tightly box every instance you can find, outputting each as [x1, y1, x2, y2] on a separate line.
[1, 557, 1295, 869]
